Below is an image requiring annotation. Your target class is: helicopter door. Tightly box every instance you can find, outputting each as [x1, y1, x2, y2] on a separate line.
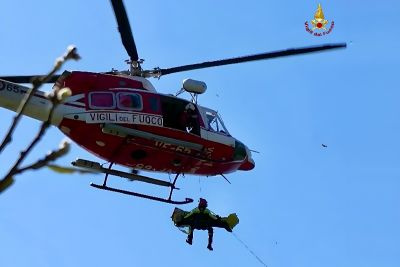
[160, 96, 200, 135]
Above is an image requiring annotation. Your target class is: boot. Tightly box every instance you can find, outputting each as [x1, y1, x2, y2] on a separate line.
[186, 231, 193, 245]
[207, 230, 213, 251]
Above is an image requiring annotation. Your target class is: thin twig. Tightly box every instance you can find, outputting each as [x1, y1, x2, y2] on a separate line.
[16, 139, 70, 174]
[0, 46, 80, 193]
[0, 45, 80, 154]
[1, 96, 58, 190]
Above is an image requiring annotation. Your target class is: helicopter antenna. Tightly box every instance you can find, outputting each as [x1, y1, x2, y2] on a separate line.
[220, 174, 232, 184]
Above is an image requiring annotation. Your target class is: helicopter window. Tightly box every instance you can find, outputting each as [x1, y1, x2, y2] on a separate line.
[205, 111, 229, 134]
[206, 112, 219, 132]
[89, 92, 115, 109]
[117, 93, 143, 111]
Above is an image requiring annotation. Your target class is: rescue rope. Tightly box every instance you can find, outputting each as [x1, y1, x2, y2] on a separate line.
[231, 232, 268, 267]
[198, 176, 202, 193]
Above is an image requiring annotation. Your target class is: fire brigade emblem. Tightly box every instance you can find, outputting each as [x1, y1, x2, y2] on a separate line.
[305, 4, 335, 36]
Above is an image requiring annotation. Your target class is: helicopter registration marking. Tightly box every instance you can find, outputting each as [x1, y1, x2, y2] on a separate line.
[0, 80, 26, 94]
[86, 112, 163, 126]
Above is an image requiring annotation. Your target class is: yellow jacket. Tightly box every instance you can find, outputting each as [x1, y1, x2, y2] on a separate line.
[184, 207, 218, 220]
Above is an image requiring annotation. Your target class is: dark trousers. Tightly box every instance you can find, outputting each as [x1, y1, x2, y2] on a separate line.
[187, 226, 213, 245]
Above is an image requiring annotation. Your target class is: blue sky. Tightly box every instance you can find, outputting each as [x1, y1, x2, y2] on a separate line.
[1, 1, 399, 266]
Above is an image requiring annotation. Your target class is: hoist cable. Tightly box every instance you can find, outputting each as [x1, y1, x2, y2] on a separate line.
[198, 176, 202, 193]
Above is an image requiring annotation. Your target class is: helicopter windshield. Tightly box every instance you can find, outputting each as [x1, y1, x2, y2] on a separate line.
[204, 110, 229, 135]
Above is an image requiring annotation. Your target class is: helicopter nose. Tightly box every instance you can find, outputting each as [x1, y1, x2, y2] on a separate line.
[238, 145, 255, 171]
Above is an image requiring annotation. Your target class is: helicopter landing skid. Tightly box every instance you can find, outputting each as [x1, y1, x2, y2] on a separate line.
[90, 183, 193, 205]
[72, 159, 193, 205]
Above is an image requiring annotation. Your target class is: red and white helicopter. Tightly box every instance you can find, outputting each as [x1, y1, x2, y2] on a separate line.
[0, 0, 345, 204]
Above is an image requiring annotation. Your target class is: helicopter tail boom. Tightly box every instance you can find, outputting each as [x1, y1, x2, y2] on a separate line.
[0, 79, 54, 123]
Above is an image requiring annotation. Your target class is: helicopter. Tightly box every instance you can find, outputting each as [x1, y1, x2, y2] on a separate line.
[0, 0, 346, 204]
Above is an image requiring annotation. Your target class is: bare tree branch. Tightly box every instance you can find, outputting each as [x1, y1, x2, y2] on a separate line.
[0, 46, 80, 153]
[16, 139, 70, 173]
[0, 46, 80, 193]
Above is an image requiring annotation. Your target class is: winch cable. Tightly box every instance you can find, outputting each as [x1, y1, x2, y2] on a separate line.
[231, 231, 268, 267]
[198, 176, 202, 193]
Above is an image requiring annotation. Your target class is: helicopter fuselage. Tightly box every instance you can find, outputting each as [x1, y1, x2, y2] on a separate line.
[0, 71, 254, 176]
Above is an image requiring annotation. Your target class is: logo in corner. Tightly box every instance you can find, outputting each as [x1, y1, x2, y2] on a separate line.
[305, 4, 334, 36]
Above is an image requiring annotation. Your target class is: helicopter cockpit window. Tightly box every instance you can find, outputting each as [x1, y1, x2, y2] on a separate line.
[89, 92, 115, 109]
[117, 92, 143, 111]
[205, 111, 229, 134]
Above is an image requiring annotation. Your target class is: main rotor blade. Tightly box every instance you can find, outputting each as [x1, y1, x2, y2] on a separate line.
[158, 43, 346, 76]
[0, 75, 60, 84]
[110, 0, 139, 61]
